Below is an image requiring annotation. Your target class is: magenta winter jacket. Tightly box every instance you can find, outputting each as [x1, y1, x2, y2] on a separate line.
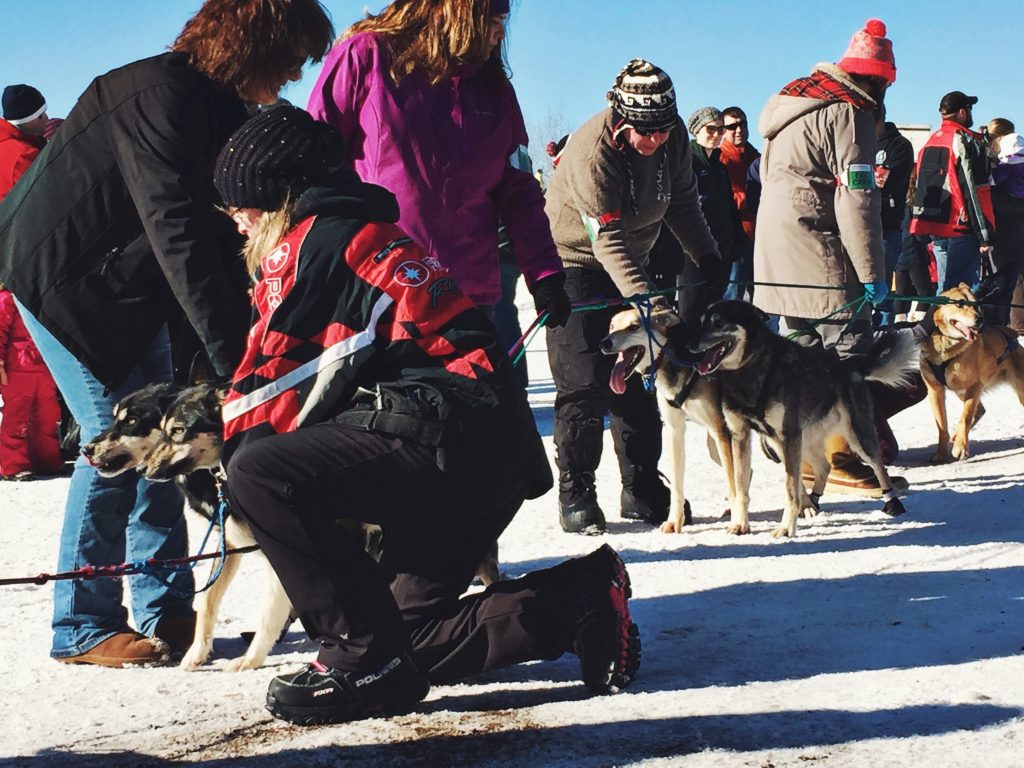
[307, 32, 561, 306]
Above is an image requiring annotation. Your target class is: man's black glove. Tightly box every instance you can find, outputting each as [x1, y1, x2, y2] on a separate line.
[698, 252, 729, 296]
[532, 272, 571, 327]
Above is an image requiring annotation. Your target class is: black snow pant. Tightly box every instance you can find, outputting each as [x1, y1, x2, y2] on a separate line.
[546, 268, 662, 490]
[226, 422, 578, 682]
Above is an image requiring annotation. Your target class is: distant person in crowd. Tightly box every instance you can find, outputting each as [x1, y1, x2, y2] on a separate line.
[0, 0, 335, 669]
[214, 107, 640, 725]
[306, 0, 570, 327]
[909, 91, 995, 291]
[0, 85, 48, 196]
[0, 85, 63, 481]
[988, 125, 1024, 331]
[718, 105, 760, 302]
[874, 104, 915, 326]
[755, 18, 909, 495]
[687, 107, 741, 266]
[543, 59, 724, 534]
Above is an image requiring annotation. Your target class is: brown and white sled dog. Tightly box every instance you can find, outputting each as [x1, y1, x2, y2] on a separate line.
[83, 382, 293, 671]
[690, 301, 916, 537]
[921, 283, 1024, 462]
[602, 305, 738, 534]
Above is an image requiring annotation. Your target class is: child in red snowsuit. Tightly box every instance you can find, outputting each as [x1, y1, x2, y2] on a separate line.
[0, 285, 63, 479]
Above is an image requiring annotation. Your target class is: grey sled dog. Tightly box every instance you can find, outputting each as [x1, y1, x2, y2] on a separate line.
[690, 300, 916, 536]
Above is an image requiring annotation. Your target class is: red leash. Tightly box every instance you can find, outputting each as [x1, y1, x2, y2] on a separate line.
[0, 545, 260, 587]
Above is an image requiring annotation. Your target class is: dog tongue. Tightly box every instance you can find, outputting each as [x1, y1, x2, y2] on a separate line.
[610, 354, 629, 395]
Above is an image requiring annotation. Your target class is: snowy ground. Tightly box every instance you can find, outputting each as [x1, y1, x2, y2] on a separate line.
[2, 297, 1024, 768]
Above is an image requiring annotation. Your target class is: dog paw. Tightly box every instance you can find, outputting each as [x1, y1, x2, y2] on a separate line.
[179, 646, 210, 671]
[224, 655, 264, 672]
[726, 522, 750, 535]
[771, 526, 796, 539]
[660, 519, 684, 534]
[929, 449, 950, 464]
[951, 442, 970, 461]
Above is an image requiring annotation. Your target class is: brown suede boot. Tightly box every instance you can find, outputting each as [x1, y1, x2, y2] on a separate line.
[800, 436, 908, 499]
[56, 632, 170, 668]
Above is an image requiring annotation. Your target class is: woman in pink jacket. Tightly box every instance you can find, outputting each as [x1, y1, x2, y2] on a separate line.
[307, 0, 569, 326]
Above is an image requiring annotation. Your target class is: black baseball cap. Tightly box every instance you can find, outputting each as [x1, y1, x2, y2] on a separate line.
[939, 91, 978, 115]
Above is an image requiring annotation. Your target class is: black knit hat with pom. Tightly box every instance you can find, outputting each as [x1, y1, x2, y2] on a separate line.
[214, 105, 347, 211]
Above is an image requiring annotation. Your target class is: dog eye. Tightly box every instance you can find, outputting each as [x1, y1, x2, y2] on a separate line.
[125, 417, 137, 427]
[169, 426, 186, 439]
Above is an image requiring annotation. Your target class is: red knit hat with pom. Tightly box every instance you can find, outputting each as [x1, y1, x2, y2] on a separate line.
[838, 19, 896, 84]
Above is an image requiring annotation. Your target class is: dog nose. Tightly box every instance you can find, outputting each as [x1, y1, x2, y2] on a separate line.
[81, 443, 94, 459]
[599, 337, 614, 353]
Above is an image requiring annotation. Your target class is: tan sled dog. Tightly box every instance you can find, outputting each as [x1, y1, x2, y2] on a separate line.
[921, 283, 1024, 462]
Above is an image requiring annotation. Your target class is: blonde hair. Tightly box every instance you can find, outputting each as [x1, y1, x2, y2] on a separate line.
[238, 205, 295, 276]
[344, 0, 506, 85]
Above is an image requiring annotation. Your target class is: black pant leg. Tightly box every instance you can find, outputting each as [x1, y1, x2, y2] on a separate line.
[547, 268, 620, 477]
[226, 423, 440, 671]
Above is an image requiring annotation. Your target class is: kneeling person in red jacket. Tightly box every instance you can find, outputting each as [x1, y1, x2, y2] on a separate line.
[215, 107, 641, 726]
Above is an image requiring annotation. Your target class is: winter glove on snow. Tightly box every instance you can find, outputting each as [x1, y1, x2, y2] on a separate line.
[532, 272, 571, 327]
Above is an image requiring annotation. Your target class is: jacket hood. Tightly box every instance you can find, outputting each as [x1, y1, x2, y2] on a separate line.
[759, 62, 876, 141]
[292, 169, 401, 223]
[877, 121, 901, 142]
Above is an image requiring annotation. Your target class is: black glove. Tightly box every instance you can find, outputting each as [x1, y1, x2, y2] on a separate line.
[532, 272, 571, 327]
[697, 252, 729, 296]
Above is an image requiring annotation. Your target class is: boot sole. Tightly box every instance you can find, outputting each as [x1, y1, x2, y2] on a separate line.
[266, 693, 422, 726]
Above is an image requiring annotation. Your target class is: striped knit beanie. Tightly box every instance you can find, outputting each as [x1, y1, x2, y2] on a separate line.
[214, 105, 347, 211]
[607, 59, 678, 133]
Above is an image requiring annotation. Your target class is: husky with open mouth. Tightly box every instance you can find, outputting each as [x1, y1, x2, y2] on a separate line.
[690, 300, 916, 537]
[602, 305, 739, 533]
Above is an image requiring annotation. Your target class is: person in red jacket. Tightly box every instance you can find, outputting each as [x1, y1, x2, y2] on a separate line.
[0, 85, 48, 197]
[0, 85, 62, 480]
[0, 283, 63, 479]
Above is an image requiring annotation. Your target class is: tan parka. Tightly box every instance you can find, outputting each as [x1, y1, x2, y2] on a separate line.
[753, 63, 884, 319]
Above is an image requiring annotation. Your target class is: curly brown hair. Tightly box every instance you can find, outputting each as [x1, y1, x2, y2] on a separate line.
[173, 0, 335, 100]
[344, 0, 507, 86]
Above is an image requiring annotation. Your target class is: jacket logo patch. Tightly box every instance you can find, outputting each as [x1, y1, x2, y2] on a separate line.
[263, 243, 291, 274]
[428, 278, 458, 308]
[393, 261, 430, 287]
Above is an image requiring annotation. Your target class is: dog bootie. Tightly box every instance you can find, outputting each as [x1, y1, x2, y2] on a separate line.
[266, 653, 429, 726]
[558, 472, 606, 534]
[572, 545, 641, 694]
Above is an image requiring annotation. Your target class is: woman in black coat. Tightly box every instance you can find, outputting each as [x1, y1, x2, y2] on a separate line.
[0, 0, 334, 668]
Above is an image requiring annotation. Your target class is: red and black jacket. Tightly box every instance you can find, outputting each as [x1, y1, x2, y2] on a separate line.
[909, 119, 995, 245]
[223, 181, 551, 495]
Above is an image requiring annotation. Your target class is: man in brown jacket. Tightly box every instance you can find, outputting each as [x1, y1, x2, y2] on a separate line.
[544, 59, 724, 533]
[754, 19, 906, 496]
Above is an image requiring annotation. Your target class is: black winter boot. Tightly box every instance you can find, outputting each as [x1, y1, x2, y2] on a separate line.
[559, 472, 606, 534]
[620, 467, 670, 525]
[266, 653, 429, 726]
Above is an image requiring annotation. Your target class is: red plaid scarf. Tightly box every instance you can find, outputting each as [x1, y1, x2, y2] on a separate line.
[779, 69, 875, 111]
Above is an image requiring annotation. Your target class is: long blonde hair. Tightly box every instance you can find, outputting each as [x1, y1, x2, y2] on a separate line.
[240, 205, 295, 276]
[344, 0, 507, 85]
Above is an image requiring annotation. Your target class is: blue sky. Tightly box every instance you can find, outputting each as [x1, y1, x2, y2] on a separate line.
[2, 1, 1017, 162]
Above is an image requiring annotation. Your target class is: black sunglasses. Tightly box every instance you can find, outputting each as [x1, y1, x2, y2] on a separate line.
[703, 125, 726, 135]
[723, 120, 748, 130]
[632, 124, 674, 137]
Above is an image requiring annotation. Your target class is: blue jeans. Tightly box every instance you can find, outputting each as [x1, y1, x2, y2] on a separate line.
[875, 228, 902, 326]
[932, 235, 981, 292]
[16, 303, 193, 657]
[722, 239, 754, 302]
